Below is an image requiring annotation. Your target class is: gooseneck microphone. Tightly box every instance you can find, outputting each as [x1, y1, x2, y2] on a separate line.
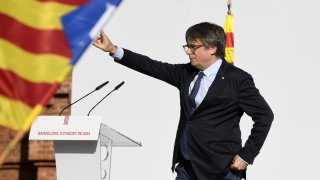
[87, 81, 125, 116]
[58, 81, 109, 116]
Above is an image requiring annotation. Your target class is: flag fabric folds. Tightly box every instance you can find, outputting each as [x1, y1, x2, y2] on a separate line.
[0, 0, 122, 131]
[224, 12, 234, 64]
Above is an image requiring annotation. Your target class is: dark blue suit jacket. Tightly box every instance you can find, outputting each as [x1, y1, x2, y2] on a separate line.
[116, 49, 274, 180]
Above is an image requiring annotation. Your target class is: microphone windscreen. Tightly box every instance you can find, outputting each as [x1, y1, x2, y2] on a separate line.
[96, 81, 109, 90]
[114, 81, 125, 90]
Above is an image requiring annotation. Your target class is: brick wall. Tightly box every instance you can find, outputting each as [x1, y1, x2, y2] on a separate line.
[0, 76, 72, 180]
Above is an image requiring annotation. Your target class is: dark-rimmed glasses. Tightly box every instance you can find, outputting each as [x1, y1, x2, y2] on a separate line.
[182, 44, 204, 53]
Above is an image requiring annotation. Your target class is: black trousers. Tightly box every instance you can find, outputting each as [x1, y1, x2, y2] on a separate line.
[175, 160, 242, 180]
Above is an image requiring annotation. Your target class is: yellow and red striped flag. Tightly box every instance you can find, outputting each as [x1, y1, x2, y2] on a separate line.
[0, 0, 122, 132]
[224, 6, 234, 64]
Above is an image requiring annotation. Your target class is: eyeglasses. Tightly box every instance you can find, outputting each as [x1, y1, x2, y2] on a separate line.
[182, 44, 204, 53]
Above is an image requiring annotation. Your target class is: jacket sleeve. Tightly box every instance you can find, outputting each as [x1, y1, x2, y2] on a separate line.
[237, 73, 274, 164]
[115, 48, 185, 89]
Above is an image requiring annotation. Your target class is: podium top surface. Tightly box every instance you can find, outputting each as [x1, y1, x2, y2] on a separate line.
[100, 124, 141, 147]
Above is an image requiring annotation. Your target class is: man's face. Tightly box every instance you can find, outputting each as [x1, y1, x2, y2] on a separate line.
[185, 39, 217, 70]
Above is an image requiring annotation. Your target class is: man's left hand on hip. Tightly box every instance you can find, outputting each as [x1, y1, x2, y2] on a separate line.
[230, 155, 248, 171]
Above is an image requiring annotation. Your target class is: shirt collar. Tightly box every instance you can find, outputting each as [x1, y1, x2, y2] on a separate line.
[201, 59, 222, 77]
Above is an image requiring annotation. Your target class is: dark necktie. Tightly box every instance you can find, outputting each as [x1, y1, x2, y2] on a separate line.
[188, 72, 205, 113]
[180, 72, 205, 160]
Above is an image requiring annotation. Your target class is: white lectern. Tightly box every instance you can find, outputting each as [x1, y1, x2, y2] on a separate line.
[29, 116, 142, 180]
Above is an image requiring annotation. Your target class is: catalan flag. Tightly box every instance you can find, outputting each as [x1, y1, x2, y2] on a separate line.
[0, 0, 122, 131]
[224, 5, 234, 64]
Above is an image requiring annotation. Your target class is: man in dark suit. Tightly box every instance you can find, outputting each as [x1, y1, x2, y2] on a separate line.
[92, 22, 274, 180]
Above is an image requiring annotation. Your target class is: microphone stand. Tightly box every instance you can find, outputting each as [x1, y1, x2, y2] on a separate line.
[87, 81, 125, 116]
[59, 81, 109, 115]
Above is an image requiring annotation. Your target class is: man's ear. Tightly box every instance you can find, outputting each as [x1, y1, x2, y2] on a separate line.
[210, 47, 217, 55]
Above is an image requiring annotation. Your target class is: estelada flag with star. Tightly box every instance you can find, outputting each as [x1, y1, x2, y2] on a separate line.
[0, 0, 122, 164]
[0, 0, 121, 131]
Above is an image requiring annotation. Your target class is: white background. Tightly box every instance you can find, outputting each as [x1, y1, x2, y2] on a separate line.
[72, 0, 320, 179]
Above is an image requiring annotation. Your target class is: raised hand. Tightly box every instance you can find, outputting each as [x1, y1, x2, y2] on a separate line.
[92, 30, 117, 54]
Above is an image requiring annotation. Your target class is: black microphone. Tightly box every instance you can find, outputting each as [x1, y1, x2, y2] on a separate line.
[59, 81, 109, 116]
[87, 81, 125, 116]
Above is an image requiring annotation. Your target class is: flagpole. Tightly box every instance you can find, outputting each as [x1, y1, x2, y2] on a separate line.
[0, 104, 44, 166]
[0, 92, 56, 167]
[227, 0, 232, 14]
[0, 68, 72, 167]
[0, 130, 26, 166]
